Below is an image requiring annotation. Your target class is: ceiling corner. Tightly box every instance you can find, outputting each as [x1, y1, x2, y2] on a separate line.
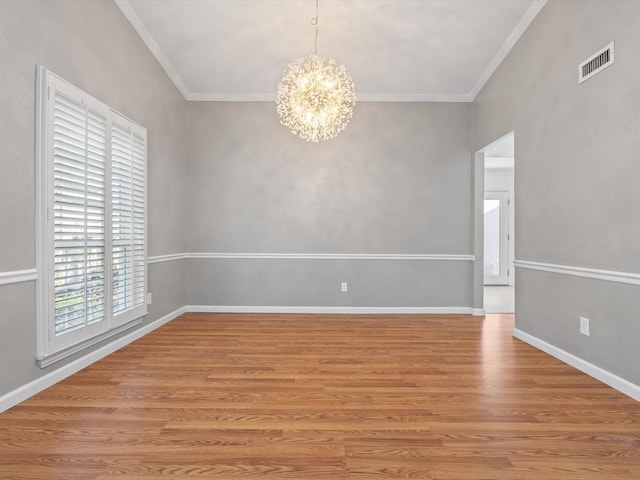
[114, 0, 192, 100]
[468, 0, 549, 101]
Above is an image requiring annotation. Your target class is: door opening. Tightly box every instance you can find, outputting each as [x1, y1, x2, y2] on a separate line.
[474, 132, 515, 314]
[484, 191, 509, 285]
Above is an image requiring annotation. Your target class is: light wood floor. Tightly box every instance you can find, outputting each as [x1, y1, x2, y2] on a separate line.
[1, 313, 639, 479]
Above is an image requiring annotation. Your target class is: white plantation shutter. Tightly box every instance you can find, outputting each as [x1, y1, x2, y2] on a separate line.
[37, 68, 147, 364]
[52, 89, 107, 338]
[111, 118, 146, 324]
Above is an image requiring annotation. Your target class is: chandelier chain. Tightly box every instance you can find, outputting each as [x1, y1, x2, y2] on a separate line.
[312, 0, 319, 55]
[276, 0, 356, 142]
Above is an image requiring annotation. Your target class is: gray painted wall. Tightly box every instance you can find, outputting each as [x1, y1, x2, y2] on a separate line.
[474, 0, 640, 384]
[185, 101, 473, 308]
[0, 0, 187, 396]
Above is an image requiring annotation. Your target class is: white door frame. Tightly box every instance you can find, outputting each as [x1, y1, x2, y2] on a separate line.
[472, 131, 516, 315]
[484, 191, 509, 285]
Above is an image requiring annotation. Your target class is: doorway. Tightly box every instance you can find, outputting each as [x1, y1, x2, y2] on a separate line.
[484, 191, 509, 285]
[475, 132, 515, 314]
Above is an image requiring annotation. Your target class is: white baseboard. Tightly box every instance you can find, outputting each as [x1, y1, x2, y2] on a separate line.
[513, 328, 640, 403]
[186, 305, 476, 315]
[0, 306, 186, 413]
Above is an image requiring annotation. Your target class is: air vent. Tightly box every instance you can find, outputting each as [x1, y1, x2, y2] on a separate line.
[579, 42, 614, 83]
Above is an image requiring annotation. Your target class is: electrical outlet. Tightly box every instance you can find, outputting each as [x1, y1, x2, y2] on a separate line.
[341, 282, 348, 293]
[580, 316, 590, 336]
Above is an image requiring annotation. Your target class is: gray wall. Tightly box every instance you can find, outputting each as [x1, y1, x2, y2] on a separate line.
[0, 0, 187, 396]
[185, 102, 473, 308]
[474, 0, 640, 384]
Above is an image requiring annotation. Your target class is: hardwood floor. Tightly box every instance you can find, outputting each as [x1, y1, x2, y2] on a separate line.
[1, 313, 639, 479]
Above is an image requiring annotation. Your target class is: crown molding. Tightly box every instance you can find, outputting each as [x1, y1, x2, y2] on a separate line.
[469, 0, 548, 100]
[116, 0, 547, 104]
[114, 0, 191, 99]
[357, 93, 473, 103]
[186, 92, 474, 103]
[187, 92, 276, 102]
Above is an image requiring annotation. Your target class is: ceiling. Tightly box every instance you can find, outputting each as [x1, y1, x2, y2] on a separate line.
[115, 0, 547, 102]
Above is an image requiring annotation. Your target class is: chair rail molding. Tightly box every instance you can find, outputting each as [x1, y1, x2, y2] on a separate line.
[0, 268, 38, 286]
[148, 252, 475, 264]
[514, 260, 640, 286]
[147, 253, 186, 264]
[187, 252, 475, 261]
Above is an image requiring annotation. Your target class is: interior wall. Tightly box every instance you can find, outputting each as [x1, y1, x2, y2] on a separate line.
[185, 101, 474, 309]
[0, 0, 187, 398]
[473, 0, 640, 386]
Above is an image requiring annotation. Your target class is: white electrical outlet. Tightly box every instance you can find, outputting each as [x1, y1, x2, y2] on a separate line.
[147, 292, 153, 305]
[580, 316, 590, 336]
[341, 282, 348, 293]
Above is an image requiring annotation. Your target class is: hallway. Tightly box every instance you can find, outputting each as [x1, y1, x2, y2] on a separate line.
[484, 285, 515, 313]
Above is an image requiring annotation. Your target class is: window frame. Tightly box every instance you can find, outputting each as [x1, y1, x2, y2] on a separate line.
[35, 66, 148, 367]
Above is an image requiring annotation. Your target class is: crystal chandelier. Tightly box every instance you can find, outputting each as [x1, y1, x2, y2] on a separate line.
[276, 0, 356, 142]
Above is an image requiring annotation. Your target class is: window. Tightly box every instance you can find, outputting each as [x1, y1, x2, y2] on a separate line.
[36, 67, 147, 366]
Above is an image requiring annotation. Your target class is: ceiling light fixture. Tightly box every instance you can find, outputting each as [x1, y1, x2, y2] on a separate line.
[276, 0, 356, 142]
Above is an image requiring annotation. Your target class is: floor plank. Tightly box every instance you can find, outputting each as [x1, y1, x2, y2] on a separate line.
[1, 313, 639, 479]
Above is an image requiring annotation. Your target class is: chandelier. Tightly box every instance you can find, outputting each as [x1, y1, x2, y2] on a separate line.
[276, 0, 356, 142]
